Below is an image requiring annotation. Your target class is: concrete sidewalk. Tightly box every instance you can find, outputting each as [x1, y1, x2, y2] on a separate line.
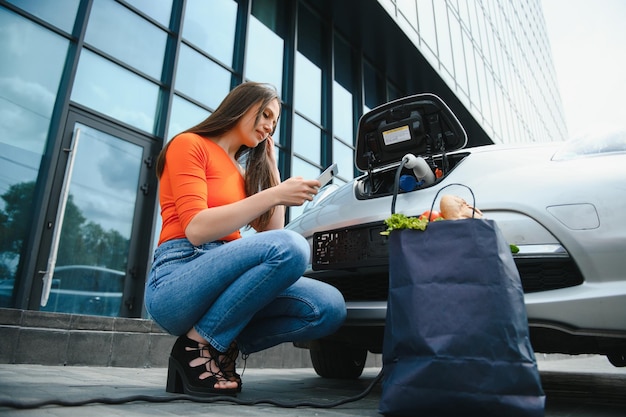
[1, 355, 625, 416]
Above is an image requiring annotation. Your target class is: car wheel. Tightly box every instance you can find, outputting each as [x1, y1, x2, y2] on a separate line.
[310, 342, 367, 379]
[607, 353, 626, 367]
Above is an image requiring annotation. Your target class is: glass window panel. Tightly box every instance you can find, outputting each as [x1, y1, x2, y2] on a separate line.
[332, 80, 353, 143]
[294, 5, 323, 124]
[293, 115, 320, 164]
[332, 138, 354, 181]
[43, 123, 142, 316]
[397, 0, 418, 30]
[468, 1, 482, 47]
[481, 66, 493, 126]
[245, 15, 284, 96]
[333, 35, 355, 143]
[85, 0, 166, 80]
[182, 0, 237, 66]
[64, 124, 142, 241]
[387, 83, 402, 101]
[71, 50, 159, 133]
[124, 0, 172, 27]
[294, 52, 321, 124]
[434, 1, 453, 71]
[474, 53, 487, 115]
[465, 38, 479, 102]
[297, 5, 322, 63]
[416, 0, 436, 51]
[0, 10, 68, 154]
[175, 44, 231, 110]
[363, 61, 384, 112]
[272, 122, 281, 147]
[167, 95, 210, 141]
[479, 8, 491, 65]
[488, 74, 501, 135]
[457, 0, 470, 24]
[7, 0, 79, 33]
[0, 9, 69, 307]
[334, 34, 352, 88]
[275, 147, 286, 180]
[450, 16, 468, 94]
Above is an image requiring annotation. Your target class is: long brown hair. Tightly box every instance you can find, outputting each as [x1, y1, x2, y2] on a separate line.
[155, 82, 281, 231]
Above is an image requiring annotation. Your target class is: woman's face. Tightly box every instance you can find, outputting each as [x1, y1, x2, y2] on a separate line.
[235, 98, 280, 148]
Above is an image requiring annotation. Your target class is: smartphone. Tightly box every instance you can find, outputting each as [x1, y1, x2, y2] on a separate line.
[316, 163, 338, 188]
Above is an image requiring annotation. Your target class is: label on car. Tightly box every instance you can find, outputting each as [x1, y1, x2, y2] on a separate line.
[382, 125, 412, 146]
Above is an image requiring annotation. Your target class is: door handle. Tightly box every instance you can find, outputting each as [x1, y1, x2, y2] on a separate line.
[40, 127, 81, 307]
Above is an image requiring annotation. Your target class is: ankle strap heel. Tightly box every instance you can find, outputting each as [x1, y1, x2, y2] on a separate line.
[166, 335, 238, 397]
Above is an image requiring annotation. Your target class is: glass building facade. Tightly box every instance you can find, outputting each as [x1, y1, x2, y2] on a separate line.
[0, 0, 565, 318]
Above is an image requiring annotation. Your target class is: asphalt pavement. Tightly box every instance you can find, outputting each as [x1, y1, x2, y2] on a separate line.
[0, 354, 625, 416]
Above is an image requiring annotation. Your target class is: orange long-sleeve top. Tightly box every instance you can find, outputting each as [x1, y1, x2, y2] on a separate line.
[158, 133, 246, 245]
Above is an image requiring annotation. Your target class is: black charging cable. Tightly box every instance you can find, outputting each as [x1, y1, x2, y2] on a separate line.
[391, 158, 408, 214]
[0, 368, 384, 410]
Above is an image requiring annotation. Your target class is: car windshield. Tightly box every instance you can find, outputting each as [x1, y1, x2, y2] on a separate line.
[552, 130, 626, 161]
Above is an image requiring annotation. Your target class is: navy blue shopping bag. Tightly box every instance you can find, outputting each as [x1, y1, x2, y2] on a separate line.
[379, 218, 545, 416]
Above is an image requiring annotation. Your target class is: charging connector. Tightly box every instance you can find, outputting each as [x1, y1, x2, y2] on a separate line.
[402, 154, 435, 185]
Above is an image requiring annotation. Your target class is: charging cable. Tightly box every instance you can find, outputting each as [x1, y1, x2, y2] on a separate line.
[391, 153, 436, 214]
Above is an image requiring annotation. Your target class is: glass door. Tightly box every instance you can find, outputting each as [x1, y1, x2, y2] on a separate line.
[35, 111, 158, 317]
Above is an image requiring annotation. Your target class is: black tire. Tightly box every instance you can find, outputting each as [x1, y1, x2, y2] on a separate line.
[310, 342, 368, 379]
[607, 353, 626, 367]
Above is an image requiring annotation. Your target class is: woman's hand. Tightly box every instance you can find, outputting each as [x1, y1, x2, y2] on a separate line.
[265, 135, 278, 165]
[273, 176, 321, 207]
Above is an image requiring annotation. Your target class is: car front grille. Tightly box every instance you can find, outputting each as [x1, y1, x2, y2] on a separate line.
[311, 223, 584, 300]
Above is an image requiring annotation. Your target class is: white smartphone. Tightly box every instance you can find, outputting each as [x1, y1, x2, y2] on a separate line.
[316, 163, 338, 188]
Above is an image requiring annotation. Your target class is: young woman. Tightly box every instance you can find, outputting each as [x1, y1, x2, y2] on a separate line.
[144, 82, 346, 396]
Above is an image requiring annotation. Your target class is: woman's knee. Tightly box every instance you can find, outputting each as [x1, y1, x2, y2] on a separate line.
[319, 284, 347, 327]
[294, 278, 346, 329]
[267, 229, 310, 267]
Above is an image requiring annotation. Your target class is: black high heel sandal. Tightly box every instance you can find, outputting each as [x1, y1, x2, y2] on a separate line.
[221, 341, 245, 393]
[166, 335, 239, 396]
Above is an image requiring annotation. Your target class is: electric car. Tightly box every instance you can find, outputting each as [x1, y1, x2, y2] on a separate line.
[286, 93, 626, 379]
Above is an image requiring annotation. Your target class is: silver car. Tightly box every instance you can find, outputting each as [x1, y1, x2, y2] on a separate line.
[287, 93, 626, 379]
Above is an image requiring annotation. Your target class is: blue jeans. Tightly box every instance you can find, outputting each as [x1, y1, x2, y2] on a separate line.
[145, 229, 346, 354]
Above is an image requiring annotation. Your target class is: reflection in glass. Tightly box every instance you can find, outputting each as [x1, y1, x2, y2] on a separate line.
[7, 0, 79, 33]
[293, 115, 321, 164]
[71, 50, 159, 133]
[183, 0, 237, 66]
[124, 0, 173, 27]
[85, 0, 167, 80]
[167, 95, 210, 142]
[0, 9, 69, 308]
[42, 123, 142, 316]
[245, 16, 284, 96]
[175, 45, 231, 110]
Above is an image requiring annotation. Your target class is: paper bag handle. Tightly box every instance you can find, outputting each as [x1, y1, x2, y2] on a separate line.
[428, 183, 476, 221]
